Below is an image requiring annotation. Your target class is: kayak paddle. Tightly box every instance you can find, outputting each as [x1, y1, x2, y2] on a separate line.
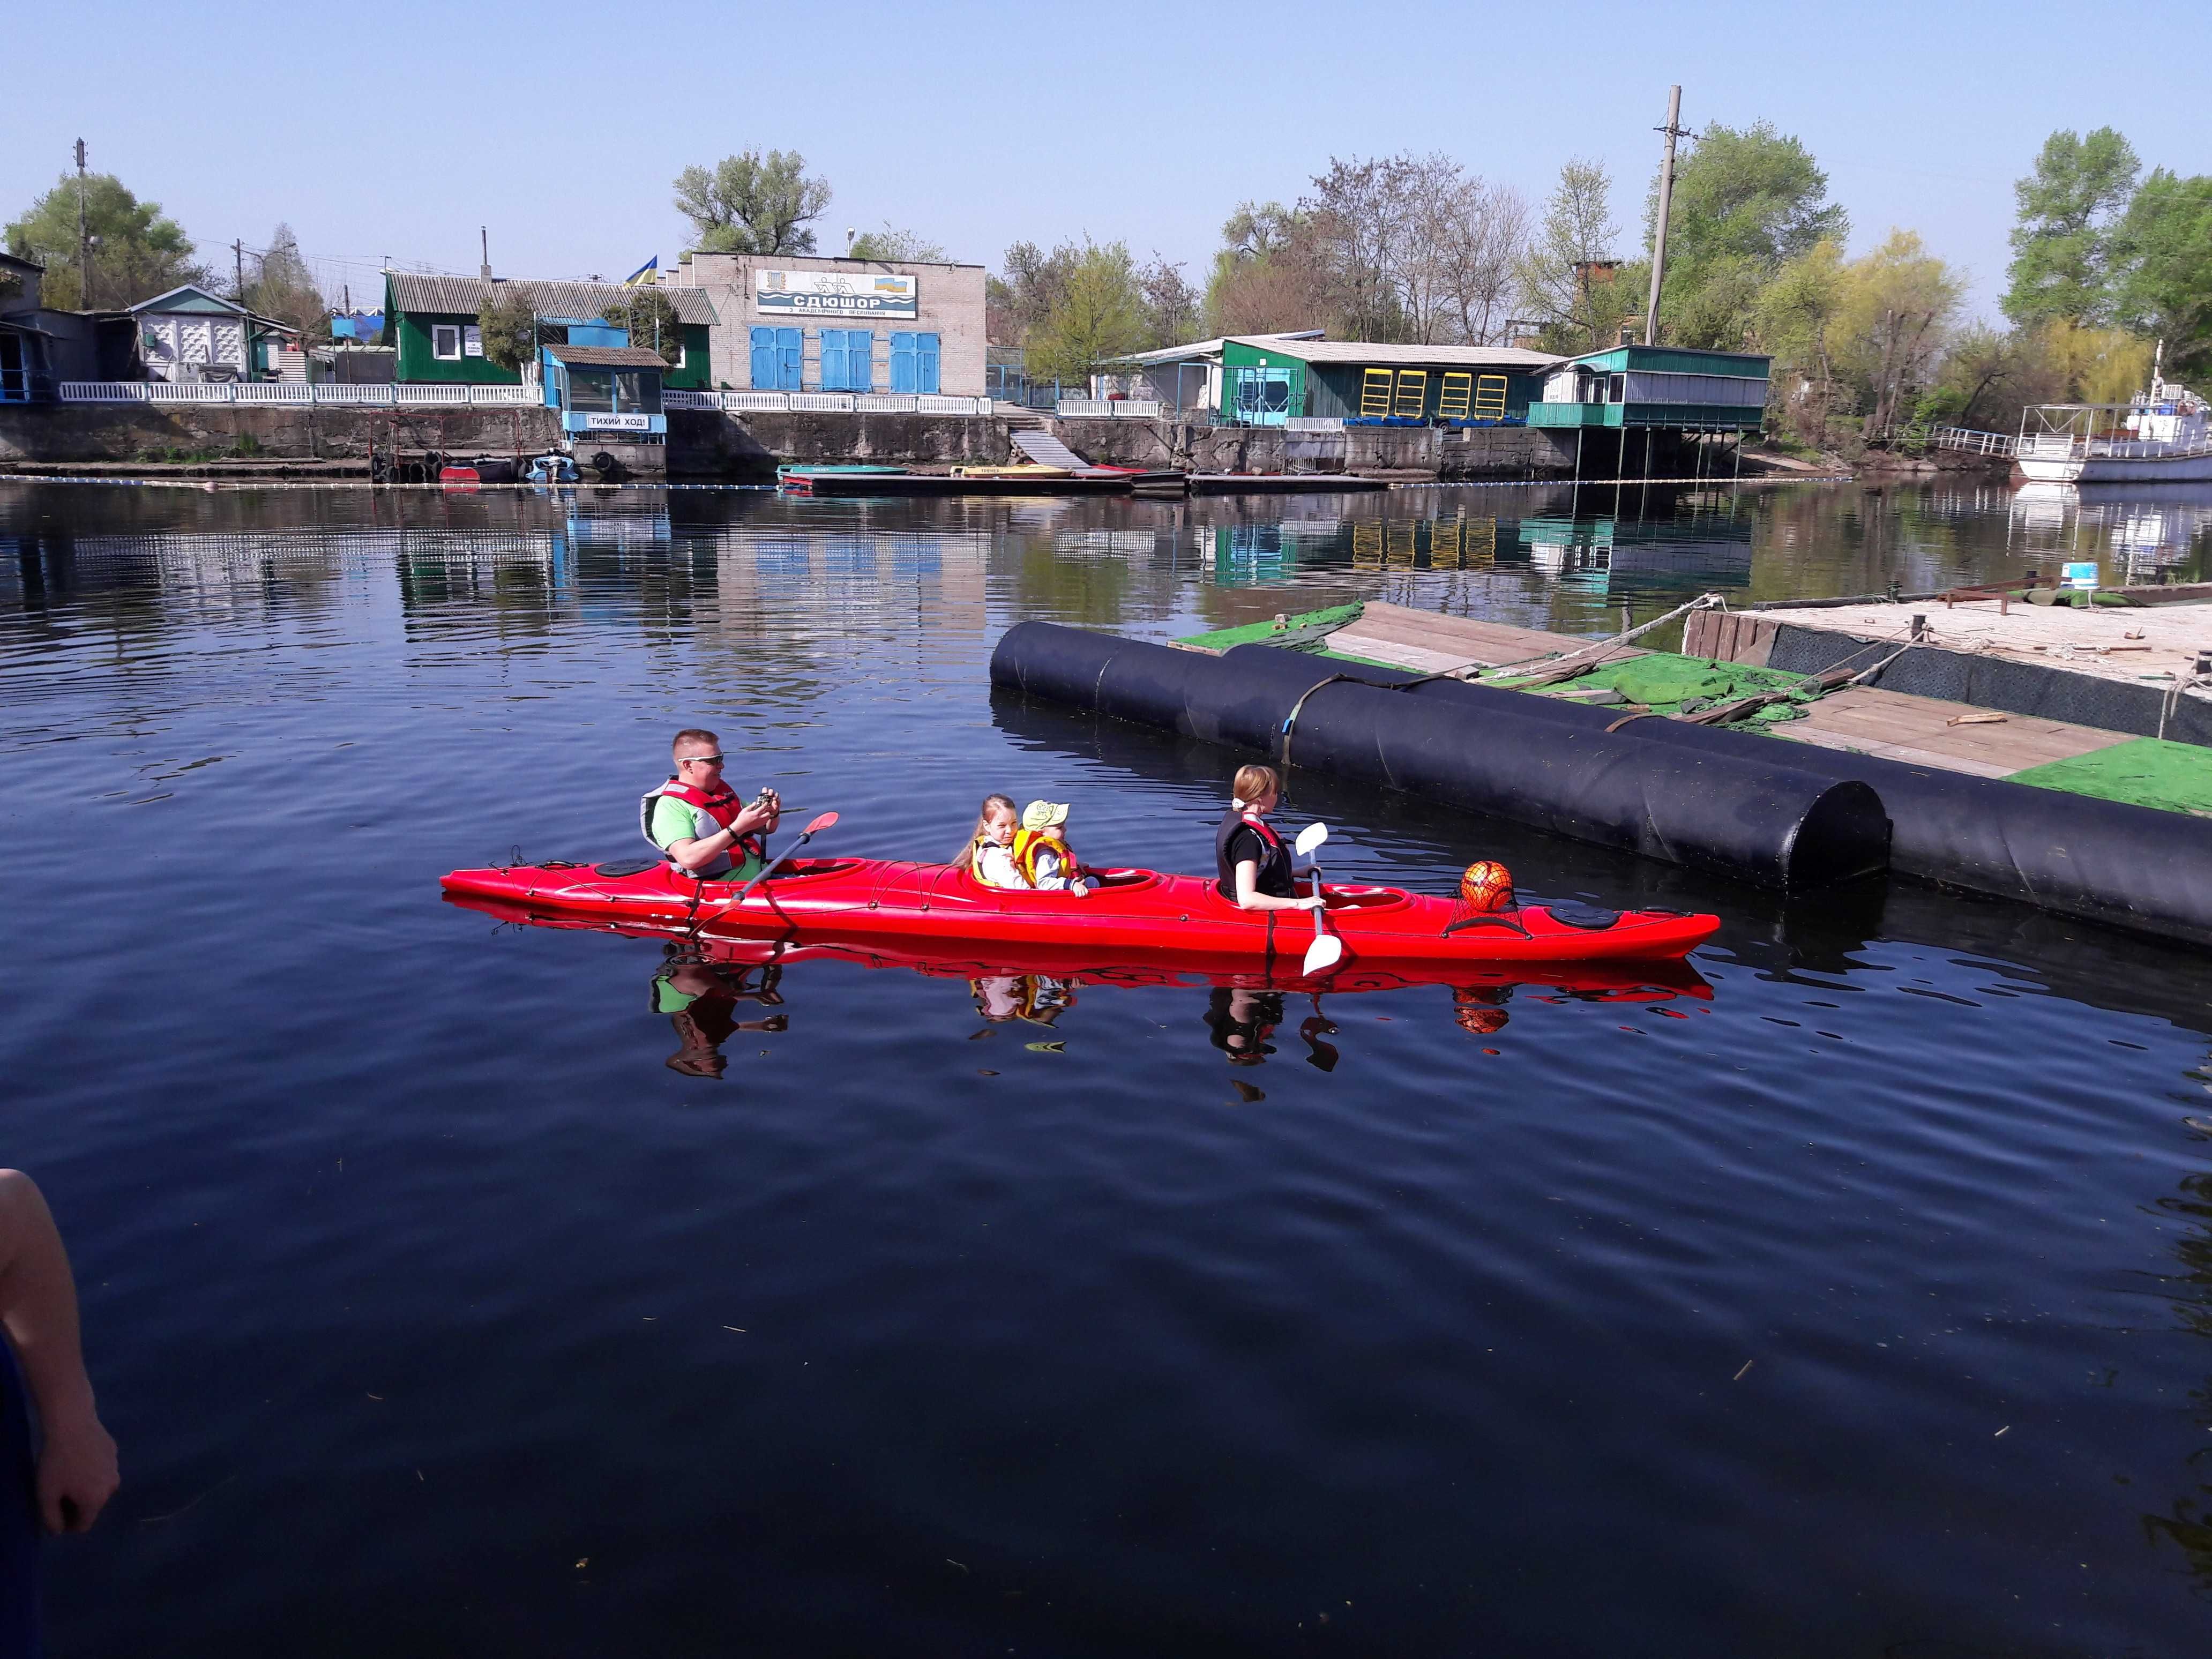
[694, 811, 839, 929]
[1294, 823, 1342, 977]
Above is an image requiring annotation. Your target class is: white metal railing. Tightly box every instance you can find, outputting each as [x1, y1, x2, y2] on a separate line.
[1056, 398, 1165, 418]
[1926, 425, 2017, 458]
[56, 380, 535, 407]
[53, 382, 995, 415]
[1286, 416, 1346, 432]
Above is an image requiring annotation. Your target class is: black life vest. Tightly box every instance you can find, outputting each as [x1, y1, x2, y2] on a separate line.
[1215, 809, 1294, 900]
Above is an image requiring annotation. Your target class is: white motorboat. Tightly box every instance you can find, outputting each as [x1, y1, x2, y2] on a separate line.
[2016, 354, 2212, 483]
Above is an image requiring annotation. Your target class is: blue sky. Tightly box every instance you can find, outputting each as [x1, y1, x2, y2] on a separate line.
[6, 0, 2207, 321]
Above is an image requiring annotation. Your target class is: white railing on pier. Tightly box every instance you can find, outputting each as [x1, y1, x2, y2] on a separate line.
[1056, 398, 1166, 419]
[54, 382, 995, 416]
[56, 381, 537, 407]
[1286, 416, 1346, 432]
[1929, 425, 2018, 458]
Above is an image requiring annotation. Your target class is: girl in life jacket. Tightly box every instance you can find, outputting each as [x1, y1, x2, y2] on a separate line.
[1215, 763, 1324, 914]
[644, 732, 778, 880]
[951, 794, 1030, 889]
[1012, 799, 1091, 896]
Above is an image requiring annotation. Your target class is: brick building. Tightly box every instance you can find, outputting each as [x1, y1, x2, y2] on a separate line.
[663, 252, 987, 397]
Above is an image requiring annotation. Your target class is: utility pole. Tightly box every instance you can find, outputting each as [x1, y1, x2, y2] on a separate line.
[1645, 85, 1686, 349]
[480, 226, 491, 282]
[234, 238, 248, 305]
[73, 139, 91, 308]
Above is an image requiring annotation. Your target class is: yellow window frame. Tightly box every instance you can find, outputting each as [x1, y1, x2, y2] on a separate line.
[1393, 369, 1428, 418]
[1358, 368, 1393, 417]
[1437, 372, 1473, 420]
[1473, 374, 1508, 420]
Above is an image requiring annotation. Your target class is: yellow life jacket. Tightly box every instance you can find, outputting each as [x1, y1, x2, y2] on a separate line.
[1012, 827, 1075, 885]
[970, 834, 1022, 887]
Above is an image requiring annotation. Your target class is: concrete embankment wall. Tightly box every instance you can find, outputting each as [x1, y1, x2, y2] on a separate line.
[0, 402, 564, 464]
[4, 402, 1585, 482]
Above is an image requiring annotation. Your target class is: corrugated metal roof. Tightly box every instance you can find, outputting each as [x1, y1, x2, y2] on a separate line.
[544, 344, 672, 369]
[1105, 331, 1326, 367]
[1232, 338, 1561, 370]
[386, 274, 718, 326]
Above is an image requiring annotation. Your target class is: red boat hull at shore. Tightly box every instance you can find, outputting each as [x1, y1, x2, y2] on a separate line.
[438, 857, 1720, 976]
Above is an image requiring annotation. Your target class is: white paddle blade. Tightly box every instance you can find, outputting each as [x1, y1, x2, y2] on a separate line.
[1301, 932, 1344, 977]
[1294, 821, 1330, 856]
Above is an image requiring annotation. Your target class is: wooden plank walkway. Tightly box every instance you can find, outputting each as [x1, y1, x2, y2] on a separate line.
[1329, 602, 1645, 675]
[1333, 601, 2131, 779]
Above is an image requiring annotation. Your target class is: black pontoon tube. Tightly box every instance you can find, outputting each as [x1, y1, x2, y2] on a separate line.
[991, 623, 1889, 892]
[1221, 641, 2212, 948]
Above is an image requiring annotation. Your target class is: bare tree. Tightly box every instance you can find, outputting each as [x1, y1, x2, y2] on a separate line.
[1411, 170, 1530, 344]
[1303, 154, 1421, 342]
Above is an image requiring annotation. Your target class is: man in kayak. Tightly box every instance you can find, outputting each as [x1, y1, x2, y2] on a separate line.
[644, 729, 781, 881]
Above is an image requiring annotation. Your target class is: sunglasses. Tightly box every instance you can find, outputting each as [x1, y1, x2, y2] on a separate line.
[679, 754, 725, 767]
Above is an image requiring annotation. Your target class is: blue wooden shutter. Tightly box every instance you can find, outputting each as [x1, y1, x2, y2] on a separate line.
[749, 327, 776, 390]
[850, 332, 873, 392]
[889, 332, 917, 394]
[776, 328, 802, 389]
[820, 331, 847, 391]
[916, 333, 940, 395]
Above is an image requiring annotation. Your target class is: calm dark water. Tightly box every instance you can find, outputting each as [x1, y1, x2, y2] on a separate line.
[5, 477, 2212, 1657]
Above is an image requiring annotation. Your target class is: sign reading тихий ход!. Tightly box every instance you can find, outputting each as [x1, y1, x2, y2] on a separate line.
[754, 270, 918, 319]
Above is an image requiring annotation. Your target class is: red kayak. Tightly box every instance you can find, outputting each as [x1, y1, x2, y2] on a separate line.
[439, 857, 1718, 975]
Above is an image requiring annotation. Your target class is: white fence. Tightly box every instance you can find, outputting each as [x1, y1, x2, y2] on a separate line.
[1286, 416, 1346, 432]
[1055, 399, 1165, 419]
[58, 381, 537, 408]
[55, 382, 999, 416]
[663, 390, 993, 416]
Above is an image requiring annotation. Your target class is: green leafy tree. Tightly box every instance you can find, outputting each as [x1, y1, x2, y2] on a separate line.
[2002, 127, 2140, 327]
[476, 285, 537, 373]
[2111, 168, 2212, 379]
[1024, 241, 1150, 384]
[600, 287, 684, 368]
[1832, 229, 1965, 435]
[673, 150, 831, 254]
[848, 224, 947, 262]
[1647, 121, 1845, 349]
[1516, 158, 1635, 353]
[4, 170, 206, 309]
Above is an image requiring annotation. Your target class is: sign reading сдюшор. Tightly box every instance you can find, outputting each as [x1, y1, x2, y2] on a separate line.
[754, 270, 918, 319]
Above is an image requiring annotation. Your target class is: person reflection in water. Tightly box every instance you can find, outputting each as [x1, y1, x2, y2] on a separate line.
[654, 950, 788, 1079]
[1205, 987, 1283, 1065]
[970, 975, 1076, 1027]
[1453, 988, 1512, 1036]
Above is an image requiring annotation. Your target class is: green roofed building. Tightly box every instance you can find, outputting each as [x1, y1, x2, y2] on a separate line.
[1527, 346, 1770, 434]
[1218, 337, 1561, 426]
[382, 273, 717, 388]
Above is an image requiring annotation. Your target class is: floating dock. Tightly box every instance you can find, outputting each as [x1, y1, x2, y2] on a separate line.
[985, 595, 2212, 945]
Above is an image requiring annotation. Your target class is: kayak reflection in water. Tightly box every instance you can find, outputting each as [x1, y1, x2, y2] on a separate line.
[654, 947, 788, 1079]
[970, 974, 1077, 1027]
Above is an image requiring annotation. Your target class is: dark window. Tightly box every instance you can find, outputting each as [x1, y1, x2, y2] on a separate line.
[614, 371, 660, 413]
[567, 369, 614, 412]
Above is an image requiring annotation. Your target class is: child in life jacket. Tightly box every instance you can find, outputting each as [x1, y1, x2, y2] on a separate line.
[952, 794, 1030, 888]
[1014, 799, 1091, 896]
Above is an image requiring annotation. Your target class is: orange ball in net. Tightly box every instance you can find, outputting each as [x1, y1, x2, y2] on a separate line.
[1458, 860, 1515, 913]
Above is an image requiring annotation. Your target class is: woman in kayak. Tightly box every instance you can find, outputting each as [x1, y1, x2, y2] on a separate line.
[953, 794, 1030, 889]
[1217, 764, 1324, 914]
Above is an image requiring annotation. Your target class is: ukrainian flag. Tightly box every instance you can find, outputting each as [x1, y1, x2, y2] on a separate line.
[622, 257, 660, 287]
